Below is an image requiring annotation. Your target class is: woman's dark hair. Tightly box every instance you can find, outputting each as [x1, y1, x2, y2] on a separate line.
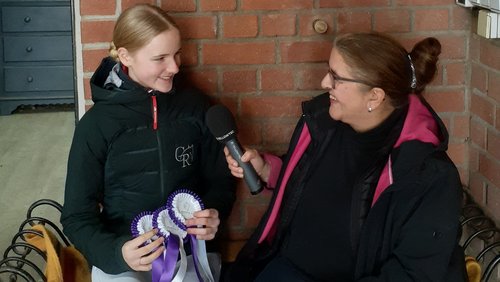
[334, 32, 441, 108]
[109, 4, 179, 61]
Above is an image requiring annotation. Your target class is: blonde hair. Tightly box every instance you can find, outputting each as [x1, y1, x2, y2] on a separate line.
[109, 4, 178, 61]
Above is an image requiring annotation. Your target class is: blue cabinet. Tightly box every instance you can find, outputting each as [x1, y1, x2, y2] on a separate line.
[0, 0, 75, 115]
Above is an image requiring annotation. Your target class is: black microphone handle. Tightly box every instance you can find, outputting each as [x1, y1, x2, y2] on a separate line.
[225, 138, 263, 195]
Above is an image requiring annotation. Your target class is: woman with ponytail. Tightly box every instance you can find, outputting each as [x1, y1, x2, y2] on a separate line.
[224, 32, 466, 281]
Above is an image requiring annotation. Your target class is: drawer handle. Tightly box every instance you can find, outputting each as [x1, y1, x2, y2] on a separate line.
[27, 76, 34, 83]
[26, 46, 33, 52]
[24, 16, 32, 23]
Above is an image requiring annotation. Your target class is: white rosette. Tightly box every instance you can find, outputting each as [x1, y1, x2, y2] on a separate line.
[131, 189, 215, 282]
[168, 189, 214, 282]
[154, 206, 185, 239]
[167, 190, 204, 230]
[152, 206, 187, 282]
[130, 211, 158, 245]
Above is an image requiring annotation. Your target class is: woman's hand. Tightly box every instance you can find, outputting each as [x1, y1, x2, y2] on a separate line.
[185, 209, 220, 240]
[122, 229, 165, 271]
[224, 147, 270, 183]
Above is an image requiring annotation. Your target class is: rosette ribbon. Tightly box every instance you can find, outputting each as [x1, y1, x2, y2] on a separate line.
[131, 189, 215, 282]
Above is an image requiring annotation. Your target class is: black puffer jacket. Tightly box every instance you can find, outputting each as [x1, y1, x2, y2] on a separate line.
[61, 57, 235, 274]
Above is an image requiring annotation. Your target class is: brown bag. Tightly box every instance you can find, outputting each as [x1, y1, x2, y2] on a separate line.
[25, 224, 91, 282]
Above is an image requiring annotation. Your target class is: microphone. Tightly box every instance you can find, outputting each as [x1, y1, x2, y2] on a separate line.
[205, 105, 263, 195]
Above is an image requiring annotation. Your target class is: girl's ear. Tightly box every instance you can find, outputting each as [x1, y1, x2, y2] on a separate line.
[117, 47, 131, 67]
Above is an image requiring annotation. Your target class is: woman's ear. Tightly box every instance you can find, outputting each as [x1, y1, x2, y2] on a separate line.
[368, 87, 386, 110]
[117, 47, 131, 67]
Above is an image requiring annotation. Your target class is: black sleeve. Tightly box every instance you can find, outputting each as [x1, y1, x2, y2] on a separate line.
[358, 157, 464, 281]
[60, 113, 132, 274]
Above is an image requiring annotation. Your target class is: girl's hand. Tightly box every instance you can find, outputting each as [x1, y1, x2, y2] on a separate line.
[122, 229, 165, 271]
[185, 209, 220, 240]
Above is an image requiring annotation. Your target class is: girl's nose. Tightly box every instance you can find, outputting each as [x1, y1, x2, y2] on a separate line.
[167, 57, 180, 74]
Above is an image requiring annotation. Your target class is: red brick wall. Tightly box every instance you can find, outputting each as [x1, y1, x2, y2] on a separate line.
[467, 11, 500, 225]
[78, 0, 485, 260]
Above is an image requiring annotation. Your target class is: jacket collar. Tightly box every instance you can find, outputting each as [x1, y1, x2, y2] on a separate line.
[372, 94, 449, 205]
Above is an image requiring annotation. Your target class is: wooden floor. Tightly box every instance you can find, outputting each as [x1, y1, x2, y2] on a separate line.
[0, 111, 75, 251]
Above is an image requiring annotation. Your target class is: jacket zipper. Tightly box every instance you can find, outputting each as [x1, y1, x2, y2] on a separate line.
[150, 90, 166, 200]
[150, 91, 158, 131]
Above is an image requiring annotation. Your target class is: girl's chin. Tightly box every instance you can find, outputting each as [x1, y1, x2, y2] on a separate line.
[155, 83, 173, 93]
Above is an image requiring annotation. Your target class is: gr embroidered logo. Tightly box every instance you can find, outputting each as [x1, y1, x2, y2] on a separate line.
[175, 145, 194, 168]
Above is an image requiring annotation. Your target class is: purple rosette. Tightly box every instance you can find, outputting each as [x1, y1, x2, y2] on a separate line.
[130, 211, 157, 244]
[167, 189, 204, 232]
[130, 189, 213, 282]
[167, 189, 214, 281]
[151, 205, 174, 239]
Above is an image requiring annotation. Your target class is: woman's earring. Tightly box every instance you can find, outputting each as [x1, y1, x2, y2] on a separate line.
[368, 107, 372, 113]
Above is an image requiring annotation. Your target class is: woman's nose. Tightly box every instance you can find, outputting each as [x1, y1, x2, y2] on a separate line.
[321, 73, 332, 90]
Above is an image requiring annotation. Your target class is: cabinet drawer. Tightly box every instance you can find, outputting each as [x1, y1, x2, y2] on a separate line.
[4, 66, 74, 92]
[2, 6, 71, 32]
[3, 36, 73, 62]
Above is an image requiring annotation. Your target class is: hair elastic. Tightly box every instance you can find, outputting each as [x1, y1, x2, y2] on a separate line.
[407, 54, 417, 89]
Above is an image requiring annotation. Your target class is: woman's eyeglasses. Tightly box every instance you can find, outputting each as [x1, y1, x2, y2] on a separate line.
[327, 69, 374, 89]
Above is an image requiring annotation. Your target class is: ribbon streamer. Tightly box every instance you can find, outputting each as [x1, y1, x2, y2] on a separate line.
[189, 234, 215, 282]
[171, 237, 187, 282]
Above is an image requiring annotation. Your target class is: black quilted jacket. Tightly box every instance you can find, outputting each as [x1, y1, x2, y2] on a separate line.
[61, 57, 235, 274]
